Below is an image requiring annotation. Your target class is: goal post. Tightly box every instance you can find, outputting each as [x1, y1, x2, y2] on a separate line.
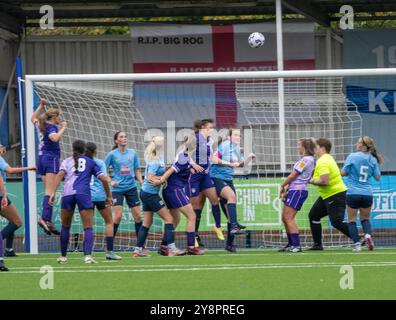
[24, 68, 396, 254]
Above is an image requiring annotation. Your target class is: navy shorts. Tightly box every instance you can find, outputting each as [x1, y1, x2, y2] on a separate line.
[93, 201, 107, 211]
[38, 155, 60, 176]
[112, 187, 140, 208]
[140, 190, 166, 212]
[187, 171, 215, 197]
[0, 195, 12, 209]
[212, 178, 235, 197]
[284, 190, 309, 211]
[162, 186, 190, 210]
[346, 195, 373, 209]
[61, 194, 94, 212]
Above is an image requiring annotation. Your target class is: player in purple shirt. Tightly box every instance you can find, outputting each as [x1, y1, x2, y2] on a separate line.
[31, 99, 67, 235]
[49, 140, 112, 264]
[159, 135, 204, 255]
[188, 119, 223, 248]
[0, 144, 36, 258]
[279, 138, 316, 252]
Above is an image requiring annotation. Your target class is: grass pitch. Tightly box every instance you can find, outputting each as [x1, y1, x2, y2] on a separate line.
[1, 248, 396, 300]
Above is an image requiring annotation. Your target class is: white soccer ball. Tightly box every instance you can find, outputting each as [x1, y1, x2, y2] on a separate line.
[248, 32, 265, 48]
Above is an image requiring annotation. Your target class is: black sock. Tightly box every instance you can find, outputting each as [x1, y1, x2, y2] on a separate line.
[135, 222, 143, 238]
[194, 209, 202, 232]
[310, 219, 322, 245]
[113, 223, 120, 237]
[227, 223, 235, 246]
[1, 223, 19, 250]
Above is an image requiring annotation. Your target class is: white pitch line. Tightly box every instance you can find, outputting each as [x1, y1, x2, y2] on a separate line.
[4, 262, 396, 274]
[8, 261, 396, 271]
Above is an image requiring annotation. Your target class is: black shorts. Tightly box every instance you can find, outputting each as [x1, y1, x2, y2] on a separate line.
[346, 195, 373, 209]
[212, 178, 235, 197]
[93, 201, 107, 211]
[112, 187, 140, 208]
[140, 190, 165, 213]
[0, 195, 12, 209]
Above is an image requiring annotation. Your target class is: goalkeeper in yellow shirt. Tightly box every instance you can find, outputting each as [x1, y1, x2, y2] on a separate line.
[308, 138, 351, 250]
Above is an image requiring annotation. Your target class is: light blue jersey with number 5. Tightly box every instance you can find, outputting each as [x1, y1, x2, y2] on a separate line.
[342, 151, 381, 196]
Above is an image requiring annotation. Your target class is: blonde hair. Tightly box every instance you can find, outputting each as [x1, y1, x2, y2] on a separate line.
[361, 136, 384, 164]
[144, 136, 164, 162]
[39, 108, 60, 133]
[183, 134, 197, 157]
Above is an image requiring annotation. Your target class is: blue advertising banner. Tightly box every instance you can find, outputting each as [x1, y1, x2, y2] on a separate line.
[371, 176, 396, 229]
[344, 29, 396, 116]
[347, 85, 396, 114]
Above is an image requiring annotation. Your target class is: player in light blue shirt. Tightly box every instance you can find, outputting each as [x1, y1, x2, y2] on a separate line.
[105, 131, 143, 240]
[0, 144, 36, 260]
[85, 143, 121, 261]
[210, 128, 255, 253]
[341, 136, 382, 252]
[134, 136, 185, 257]
[141, 158, 166, 195]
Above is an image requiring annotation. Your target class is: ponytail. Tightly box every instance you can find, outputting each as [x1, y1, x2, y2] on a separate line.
[362, 136, 383, 164]
[300, 138, 316, 157]
[183, 134, 197, 156]
[193, 119, 202, 134]
[112, 131, 121, 150]
[145, 136, 164, 162]
[72, 140, 86, 170]
[38, 113, 47, 134]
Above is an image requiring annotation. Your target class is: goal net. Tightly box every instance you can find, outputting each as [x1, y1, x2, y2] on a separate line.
[21, 70, 396, 254]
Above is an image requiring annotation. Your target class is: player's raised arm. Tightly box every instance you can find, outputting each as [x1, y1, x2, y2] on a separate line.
[31, 99, 46, 124]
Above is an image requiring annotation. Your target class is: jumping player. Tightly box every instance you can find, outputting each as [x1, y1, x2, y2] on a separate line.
[85, 142, 122, 260]
[31, 99, 67, 235]
[210, 128, 255, 252]
[341, 136, 382, 252]
[0, 144, 36, 257]
[189, 119, 224, 247]
[279, 138, 315, 253]
[133, 136, 185, 257]
[105, 132, 143, 240]
[50, 140, 112, 264]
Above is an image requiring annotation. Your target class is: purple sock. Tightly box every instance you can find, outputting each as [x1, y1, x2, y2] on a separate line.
[287, 233, 292, 246]
[0, 232, 4, 259]
[290, 233, 300, 247]
[60, 226, 70, 256]
[83, 228, 94, 255]
[212, 204, 221, 228]
[41, 195, 52, 221]
[186, 232, 195, 247]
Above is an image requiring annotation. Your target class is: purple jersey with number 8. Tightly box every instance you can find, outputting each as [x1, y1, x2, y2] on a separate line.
[60, 155, 103, 197]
